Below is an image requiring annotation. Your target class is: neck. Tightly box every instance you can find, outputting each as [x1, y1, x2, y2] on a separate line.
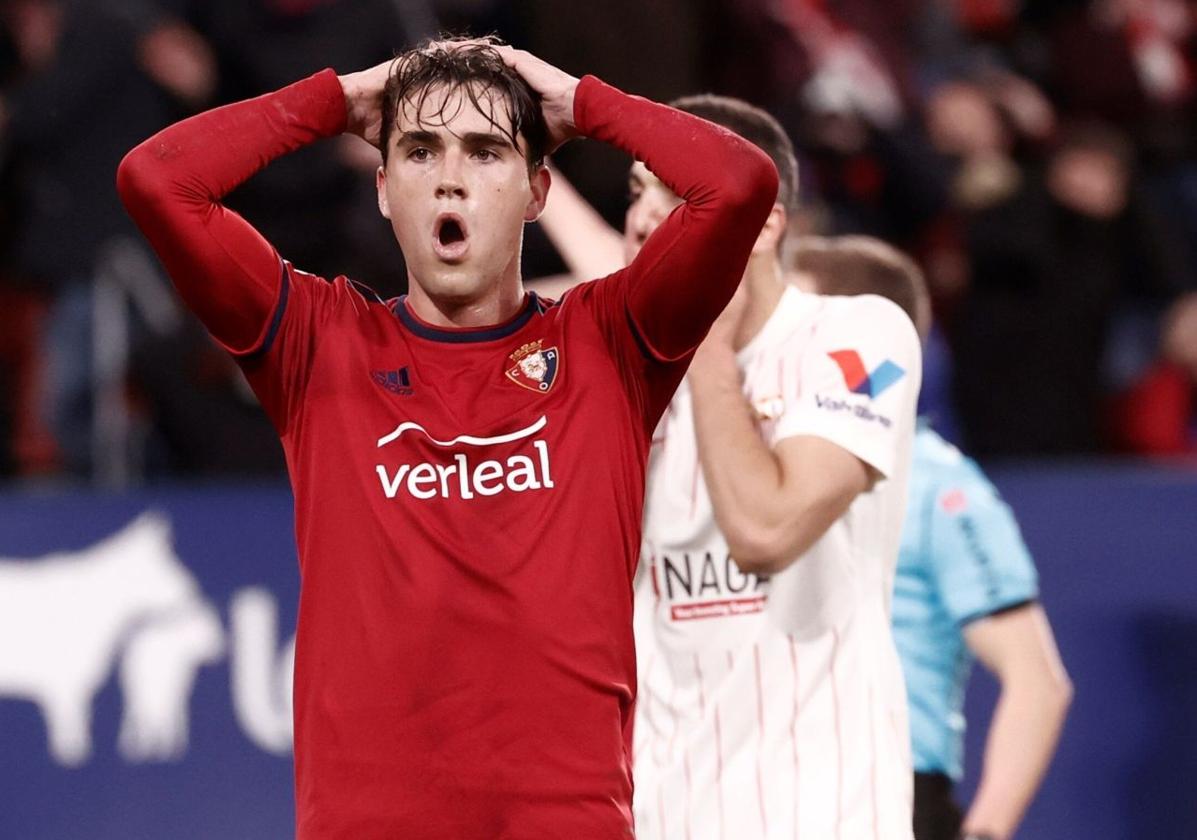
[732, 252, 786, 351]
[405, 271, 527, 329]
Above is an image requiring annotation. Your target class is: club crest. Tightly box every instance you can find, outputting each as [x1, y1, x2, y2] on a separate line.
[505, 339, 560, 393]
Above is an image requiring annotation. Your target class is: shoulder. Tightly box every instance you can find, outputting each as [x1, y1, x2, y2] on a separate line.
[292, 266, 388, 309]
[817, 293, 919, 344]
[798, 292, 922, 401]
[915, 428, 1005, 514]
[914, 427, 965, 472]
[279, 265, 402, 338]
[776, 291, 921, 372]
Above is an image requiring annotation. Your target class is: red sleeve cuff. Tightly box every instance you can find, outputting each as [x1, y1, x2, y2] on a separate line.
[285, 68, 349, 138]
[573, 74, 624, 139]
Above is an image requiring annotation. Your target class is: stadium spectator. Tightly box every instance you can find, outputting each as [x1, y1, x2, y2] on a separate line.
[3, 0, 1197, 475]
[1111, 290, 1197, 455]
[950, 121, 1193, 455]
[0, 0, 216, 480]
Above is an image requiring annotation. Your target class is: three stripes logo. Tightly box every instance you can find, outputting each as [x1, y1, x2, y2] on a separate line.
[827, 350, 905, 399]
[371, 367, 413, 396]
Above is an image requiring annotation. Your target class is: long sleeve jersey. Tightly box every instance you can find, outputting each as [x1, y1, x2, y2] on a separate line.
[118, 68, 777, 838]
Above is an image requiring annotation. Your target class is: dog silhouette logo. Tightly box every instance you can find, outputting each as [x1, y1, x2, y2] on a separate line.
[0, 513, 224, 766]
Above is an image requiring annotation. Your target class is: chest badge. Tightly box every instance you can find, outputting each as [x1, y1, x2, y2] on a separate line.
[506, 339, 560, 393]
[752, 395, 785, 421]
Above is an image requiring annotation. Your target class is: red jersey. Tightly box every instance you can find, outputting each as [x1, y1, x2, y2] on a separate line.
[118, 69, 776, 838]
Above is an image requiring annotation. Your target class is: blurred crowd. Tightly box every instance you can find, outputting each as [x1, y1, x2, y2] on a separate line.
[2, 0, 1197, 484]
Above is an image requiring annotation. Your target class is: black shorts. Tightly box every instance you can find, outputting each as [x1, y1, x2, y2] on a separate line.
[913, 771, 963, 840]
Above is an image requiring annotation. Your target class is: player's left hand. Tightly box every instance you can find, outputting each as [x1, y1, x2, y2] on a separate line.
[493, 46, 580, 151]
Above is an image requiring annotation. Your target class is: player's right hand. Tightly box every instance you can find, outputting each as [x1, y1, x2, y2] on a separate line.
[339, 60, 394, 150]
[493, 46, 580, 152]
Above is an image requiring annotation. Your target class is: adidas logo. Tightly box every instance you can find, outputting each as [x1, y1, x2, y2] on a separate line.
[371, 368, 413, 396]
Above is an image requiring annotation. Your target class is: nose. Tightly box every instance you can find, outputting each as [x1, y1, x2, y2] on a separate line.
[436, 180, 466, 199]
[436, 151, 467, 200]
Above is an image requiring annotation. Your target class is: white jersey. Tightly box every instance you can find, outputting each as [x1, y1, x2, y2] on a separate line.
[634, 287, 921, 840]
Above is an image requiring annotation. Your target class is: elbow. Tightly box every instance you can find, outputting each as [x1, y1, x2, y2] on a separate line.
[722, 495, 832, 577]
[725, 524, 796, 578]
[721, 146, 779, 216]
[1051, 670, 1075, 715]
[116, 143, 165, 212]
[749, 150, 780, 208]
[1009, 664, 1073, 720]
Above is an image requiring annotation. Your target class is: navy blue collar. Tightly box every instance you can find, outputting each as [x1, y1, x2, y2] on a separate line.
[395, 292, 543, 343]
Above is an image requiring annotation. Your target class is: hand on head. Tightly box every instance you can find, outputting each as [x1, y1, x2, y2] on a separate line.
[340, 38, 579, 155]
[340, 59, 395, 149]
[489, 45, 579, 151]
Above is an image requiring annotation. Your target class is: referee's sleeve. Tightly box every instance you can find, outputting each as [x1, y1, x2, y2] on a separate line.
[925, 465, 1039, 627]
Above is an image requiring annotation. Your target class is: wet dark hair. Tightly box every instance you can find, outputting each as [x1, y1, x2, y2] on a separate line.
[792, 236, 929, 339]
[670, 94, 799, 212]
[381, 36, 548, 170]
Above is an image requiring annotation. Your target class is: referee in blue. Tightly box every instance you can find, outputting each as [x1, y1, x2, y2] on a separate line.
[793, 238, 1073, 840]
[893, 421, 1072, 840]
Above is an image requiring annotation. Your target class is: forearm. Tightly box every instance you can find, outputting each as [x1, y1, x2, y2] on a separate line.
[964, 678, 1072, 839]
[119, 68, 346, 217]
[117, 69, 346, 349]
[574, 77, 778, 358]
[689, 348, 789, 568]
[539, 163, 624, 280]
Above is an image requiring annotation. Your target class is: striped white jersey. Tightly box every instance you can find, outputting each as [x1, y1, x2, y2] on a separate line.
[634, 287, 921, 840]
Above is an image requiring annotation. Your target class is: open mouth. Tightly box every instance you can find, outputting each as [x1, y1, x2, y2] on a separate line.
[433, 214, 469, 261]
[439, 217, 465, 245]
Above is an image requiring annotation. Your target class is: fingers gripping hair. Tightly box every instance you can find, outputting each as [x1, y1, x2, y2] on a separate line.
[381, 35, 548, 170]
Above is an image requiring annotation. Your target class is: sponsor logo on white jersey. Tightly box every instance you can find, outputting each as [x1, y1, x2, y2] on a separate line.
[654, 551, 769, 622]
[374, 415, 555, 501]
[814, 393, 894, 427]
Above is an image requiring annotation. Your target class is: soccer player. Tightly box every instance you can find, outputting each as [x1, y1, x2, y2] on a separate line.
[799, 240, 1073, 840]
[533, 100, 922, 839]
[117, 39, 778, 837]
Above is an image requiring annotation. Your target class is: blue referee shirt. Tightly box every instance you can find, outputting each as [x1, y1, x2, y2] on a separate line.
[892, 425, 1038, 780]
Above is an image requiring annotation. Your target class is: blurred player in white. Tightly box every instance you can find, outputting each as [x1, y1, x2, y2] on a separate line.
[799, 239, 1072, 840]
[533, 97, 922, 840]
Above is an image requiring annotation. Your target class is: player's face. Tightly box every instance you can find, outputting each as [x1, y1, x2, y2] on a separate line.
[623, 161, 682, 264]
[377, 84, 548, 303]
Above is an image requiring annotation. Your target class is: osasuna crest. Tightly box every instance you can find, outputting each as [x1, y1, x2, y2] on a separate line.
[505, 339, 560, 393]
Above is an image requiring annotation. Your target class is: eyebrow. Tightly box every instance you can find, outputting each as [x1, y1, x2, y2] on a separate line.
[397, 130, 515, 150]
[461, 131, 515, 150]
[397, 130, 442, 148]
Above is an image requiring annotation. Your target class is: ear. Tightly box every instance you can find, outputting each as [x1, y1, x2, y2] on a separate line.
[375, 165, 391, 220]
[523, 164, 551, 222]
[751, 203, 788, 256]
